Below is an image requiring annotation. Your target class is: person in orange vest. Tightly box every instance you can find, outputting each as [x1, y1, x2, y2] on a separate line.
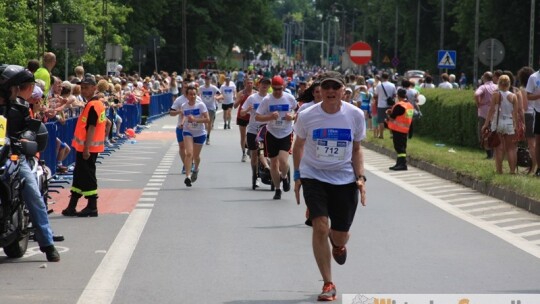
[62, 75, 106, 217]
[140, 79, 151, 125]
[386, 88, 414, 171]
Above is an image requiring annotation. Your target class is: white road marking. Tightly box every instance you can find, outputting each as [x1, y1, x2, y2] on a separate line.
[77, 209, 152, 304]
[365, 162, 540, 259]
[141, 192, 158, 196]
[138, 197, 156, 202]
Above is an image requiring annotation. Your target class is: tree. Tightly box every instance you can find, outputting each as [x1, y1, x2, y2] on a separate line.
[0, 1, 38, 65]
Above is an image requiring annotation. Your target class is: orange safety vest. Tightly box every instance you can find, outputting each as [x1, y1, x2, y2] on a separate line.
[141, 87, 150, 105]
[72, 97, 107, 153]
[387, 101, 414, 134]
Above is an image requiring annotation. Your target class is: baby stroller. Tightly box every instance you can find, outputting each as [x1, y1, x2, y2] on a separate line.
[253, 125, 290, 190]
[254, 125, 274, 190]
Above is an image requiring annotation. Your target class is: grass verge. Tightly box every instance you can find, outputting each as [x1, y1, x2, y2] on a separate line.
[364, 129, 540, 201]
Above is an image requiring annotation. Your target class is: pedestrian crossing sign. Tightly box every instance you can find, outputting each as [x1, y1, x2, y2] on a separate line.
[438, 50, 456, 69]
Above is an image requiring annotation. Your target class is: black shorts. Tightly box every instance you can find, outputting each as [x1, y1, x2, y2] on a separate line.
[265, 131, 292, 158]
[222, 103, 234, 111]
[302, 178, 359, 232]
[246, 132, 258, 151]
[534, 110, 540, 135]
[237, 118, 249, 127]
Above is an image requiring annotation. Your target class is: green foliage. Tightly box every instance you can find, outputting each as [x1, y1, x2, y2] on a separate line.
[365, 130, 540, 201]
[414, 89, 478, 148]
[0, 1, 37, 65]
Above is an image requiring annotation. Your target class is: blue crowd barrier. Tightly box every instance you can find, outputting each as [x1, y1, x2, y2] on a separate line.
[42, 93, 172, 175]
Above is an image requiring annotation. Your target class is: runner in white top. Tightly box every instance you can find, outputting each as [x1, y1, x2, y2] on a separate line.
[220, 76, 236, 129]
[170, 79, 201, 173]
[181, 86, 210, 187]
[292, 71, 366, 301]
[296, 80, 322, 114]
[255, 76, 297, 200]
[241, 77, 271, 188]
[199, 75, 222, 144]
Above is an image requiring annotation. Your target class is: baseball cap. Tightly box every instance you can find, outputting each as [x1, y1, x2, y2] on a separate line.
[259, 78, 271, 85]
[81, 74, 97, 85]
[271, 76, 284, 86]
[319, 71, 345, 86]
[345, 87, 353, 93]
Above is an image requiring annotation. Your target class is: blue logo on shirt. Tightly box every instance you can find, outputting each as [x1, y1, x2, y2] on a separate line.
[269, 104, 290, 112]
[312, 128, 352, 141]
[184, 109, 201, 116]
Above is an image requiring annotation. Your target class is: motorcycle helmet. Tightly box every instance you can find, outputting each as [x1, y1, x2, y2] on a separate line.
[0, 65, 35, 89]
[35, 122, 48, 152]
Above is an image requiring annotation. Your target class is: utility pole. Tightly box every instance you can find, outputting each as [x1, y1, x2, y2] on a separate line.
[529, 0, 536, 68]
[37, 0, 45, 60]
[182, 0, 187, 71]
[473, 0, 480, 87]
[415, 0, 420, 69]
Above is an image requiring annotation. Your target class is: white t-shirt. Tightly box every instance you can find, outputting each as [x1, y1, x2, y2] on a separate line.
[220, 83, 236, 105]
[199, 85, 220, 111]
[375, 81, 396, 108]
[171, 95, 202, 127]
[525, 71, 540, 111]
[294, 101, 366, 185]
[297, 101, 316, 113]
[181, 100, 208, 137]
[438, 81, 453, 89]
[242, 92, 266, 134]
[256, 92, 297, 138]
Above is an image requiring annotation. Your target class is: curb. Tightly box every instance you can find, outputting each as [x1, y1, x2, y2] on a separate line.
[362, 141, 540, 216]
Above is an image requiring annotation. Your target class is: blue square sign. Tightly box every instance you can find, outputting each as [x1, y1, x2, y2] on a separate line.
[437, 50, 456, 69]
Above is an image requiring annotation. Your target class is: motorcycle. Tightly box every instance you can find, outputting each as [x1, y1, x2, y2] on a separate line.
[0, 119, 49, 258]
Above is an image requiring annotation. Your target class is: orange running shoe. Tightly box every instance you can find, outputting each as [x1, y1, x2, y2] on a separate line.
[317, 282, 337, 301]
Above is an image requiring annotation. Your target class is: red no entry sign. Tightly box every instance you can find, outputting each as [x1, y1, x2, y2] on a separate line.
[348, 41, 372, 65]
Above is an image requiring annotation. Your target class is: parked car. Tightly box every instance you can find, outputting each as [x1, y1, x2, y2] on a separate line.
[404, 70, 425, 84]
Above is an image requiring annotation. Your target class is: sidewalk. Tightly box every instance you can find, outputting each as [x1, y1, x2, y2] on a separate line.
[362, 141, 540, 216]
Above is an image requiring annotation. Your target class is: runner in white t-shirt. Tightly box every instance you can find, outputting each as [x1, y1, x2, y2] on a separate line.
[180, 86, 210, 187]
[170, 79, 202, 174]
[199, 75, 222, 144]
[220, 77, 236, 129]
[255, 76, 297, 200]
[292, 71, 366, 302]
[241, 77, 271, 188]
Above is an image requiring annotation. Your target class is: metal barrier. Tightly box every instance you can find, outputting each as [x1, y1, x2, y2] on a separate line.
[42, 93, 173, 175]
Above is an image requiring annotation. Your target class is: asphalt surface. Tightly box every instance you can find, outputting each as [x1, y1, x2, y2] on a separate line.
[1, 113, 540, 304]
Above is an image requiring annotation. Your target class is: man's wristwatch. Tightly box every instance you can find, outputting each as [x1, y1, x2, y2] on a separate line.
[357, 175, 367, 182]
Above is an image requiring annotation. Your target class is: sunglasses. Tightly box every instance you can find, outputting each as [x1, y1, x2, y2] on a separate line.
[272, 87, 283, 91]
[321, 82, 343, 90]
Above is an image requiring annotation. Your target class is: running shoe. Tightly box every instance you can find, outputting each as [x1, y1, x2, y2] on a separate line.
[191, 170, 199, 183]
[317, 282, 336, 301]
[282, 176, 290, 192]
[206, 139, 210, 145]
[182, 166, 186, 174]
[184, 177, 192, 187]
[329, 236, 347, 265]
[241, 154, 248, 162]
[273, 189, 282, 200]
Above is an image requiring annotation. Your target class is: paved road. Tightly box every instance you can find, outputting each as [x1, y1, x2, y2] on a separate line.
[1, 114, 540, 304]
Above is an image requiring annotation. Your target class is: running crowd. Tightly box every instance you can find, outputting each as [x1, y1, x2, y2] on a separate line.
[4, 49, 540, 301]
